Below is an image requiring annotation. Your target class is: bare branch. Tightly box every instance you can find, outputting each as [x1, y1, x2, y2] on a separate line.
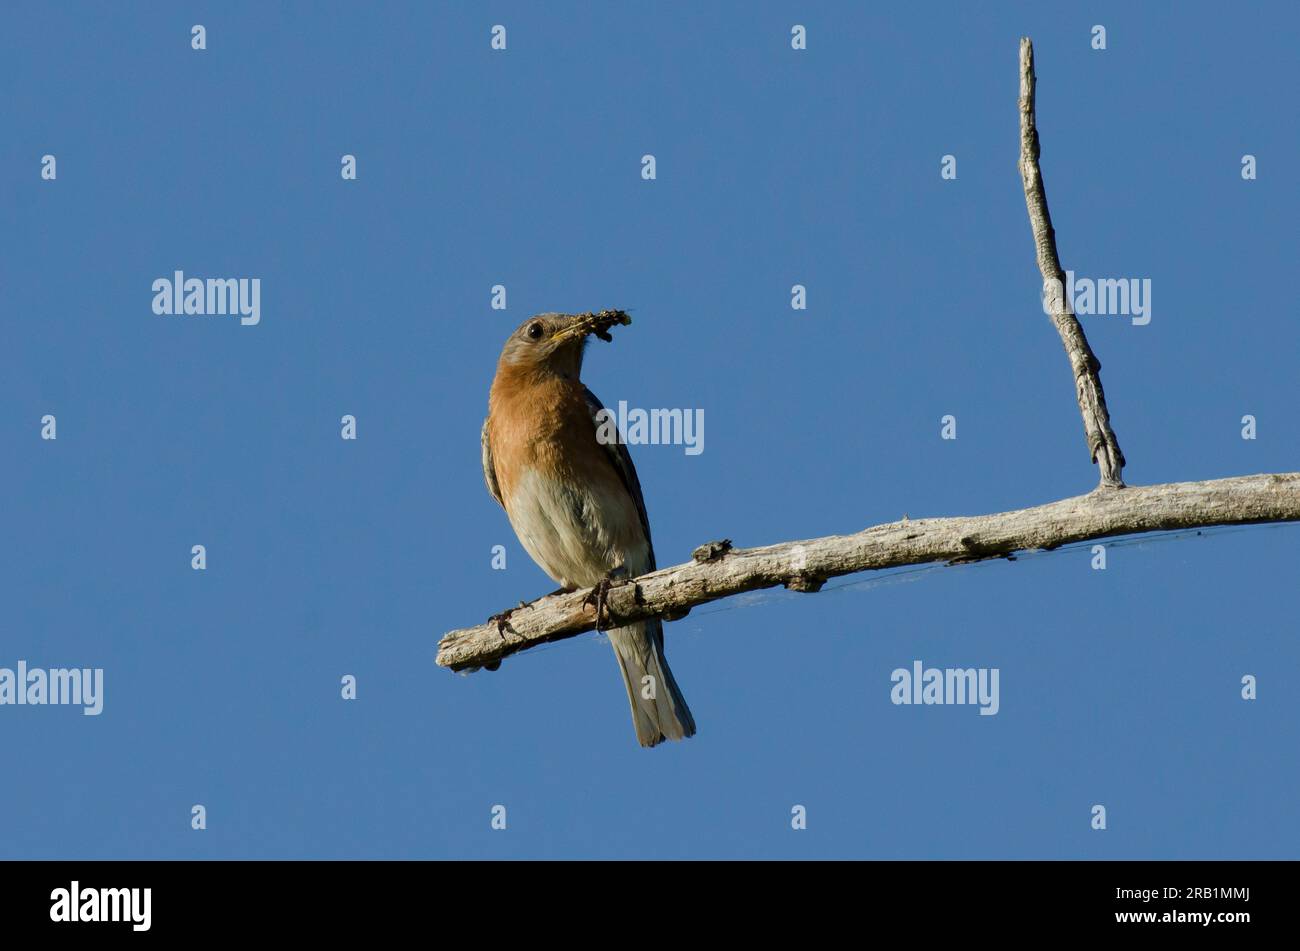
[1019, 36, 1127, 487]
[439, 473, 1300, 671]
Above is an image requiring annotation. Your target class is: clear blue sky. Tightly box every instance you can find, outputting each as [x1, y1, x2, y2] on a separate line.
[3, 1, 1297, 859]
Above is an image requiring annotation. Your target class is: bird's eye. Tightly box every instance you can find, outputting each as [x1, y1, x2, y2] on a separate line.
[526, 322, 544, 340]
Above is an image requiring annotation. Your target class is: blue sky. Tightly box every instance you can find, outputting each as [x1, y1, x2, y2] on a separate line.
[2, 1, 1296, 859]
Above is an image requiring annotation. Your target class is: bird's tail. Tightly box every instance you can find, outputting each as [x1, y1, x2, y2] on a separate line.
[607, 618, 696, 747]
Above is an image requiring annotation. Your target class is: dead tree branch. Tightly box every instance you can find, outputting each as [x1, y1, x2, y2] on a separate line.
[1019, 36, 1126, 487]
[439, 474, 1300, 670]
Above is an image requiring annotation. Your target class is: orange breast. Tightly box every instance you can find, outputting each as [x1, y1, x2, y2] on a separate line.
[488, 366, 597, 501]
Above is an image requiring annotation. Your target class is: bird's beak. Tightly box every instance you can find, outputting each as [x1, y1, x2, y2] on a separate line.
[554, 309, 633, 345]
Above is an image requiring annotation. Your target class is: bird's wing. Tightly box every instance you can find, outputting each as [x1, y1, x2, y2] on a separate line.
[583, 386, 655, 571]
[481, 416, 503, 508]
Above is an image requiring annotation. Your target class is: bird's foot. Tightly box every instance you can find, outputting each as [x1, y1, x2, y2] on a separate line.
[583, 566, 630, 632]
[488, 599, 529, 640]
[489, 587, 574, 640]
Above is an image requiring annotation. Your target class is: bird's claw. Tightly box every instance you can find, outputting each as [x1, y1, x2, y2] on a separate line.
[488, 600, 527, 640]
[583, 567, 630, 632]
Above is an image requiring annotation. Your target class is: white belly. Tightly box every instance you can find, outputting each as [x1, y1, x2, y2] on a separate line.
[505, 468, 650, 589]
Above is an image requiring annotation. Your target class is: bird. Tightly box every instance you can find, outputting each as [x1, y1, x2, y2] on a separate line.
[480, 310, 696, 747]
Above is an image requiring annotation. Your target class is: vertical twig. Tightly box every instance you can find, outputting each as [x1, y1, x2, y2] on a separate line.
[1018, 37, 1126, 487]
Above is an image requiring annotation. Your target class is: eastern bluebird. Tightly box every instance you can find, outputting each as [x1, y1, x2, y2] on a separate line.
[480, 311, 696, 747]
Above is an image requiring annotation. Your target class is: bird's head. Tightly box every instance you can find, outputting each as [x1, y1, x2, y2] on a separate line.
[496, 310, 632, 380]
